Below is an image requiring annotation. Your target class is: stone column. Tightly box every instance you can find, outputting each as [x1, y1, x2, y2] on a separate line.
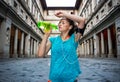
[0, 18, 11, 58]
[81, 43, 84, 57]
[86, 40, 88, 57]
[87, 40, 90, 57]
[96, 35, 100, 57]
[20, 32, 24, 57]
[30, 38, 33, 57]
[107, 28, 114, 57]
[36, 41, 39, 57]
[25, 34, 30, 57]
[115, 17, 120, 59]
[77, 45, 80, 57]
[101, 32, 105, 58]
[34, 40, 37, 58]
[94, 34, 100, 57]
[14, 28, 18, 58]
[78, 45, 81, 57]
[90, 38, 93, 57]
[36, 41, 38, 57]
[84, 41, 87, 57]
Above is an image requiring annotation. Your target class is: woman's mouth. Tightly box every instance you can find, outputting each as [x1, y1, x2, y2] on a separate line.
[59, 26, 61, 29]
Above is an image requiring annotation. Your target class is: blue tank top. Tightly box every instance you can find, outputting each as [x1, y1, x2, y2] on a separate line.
[49, 34, 81, 82]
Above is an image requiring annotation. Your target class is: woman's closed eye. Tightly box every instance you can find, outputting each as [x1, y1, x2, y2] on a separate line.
[58, 21, 65, 25]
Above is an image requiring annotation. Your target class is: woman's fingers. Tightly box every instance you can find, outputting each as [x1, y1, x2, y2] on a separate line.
[54, 11, 64, 18]
[44, 27, 52, 37]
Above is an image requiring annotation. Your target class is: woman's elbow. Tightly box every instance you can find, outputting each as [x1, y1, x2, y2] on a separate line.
[82, 17, 86, 25]
[78, 18, 86, 29]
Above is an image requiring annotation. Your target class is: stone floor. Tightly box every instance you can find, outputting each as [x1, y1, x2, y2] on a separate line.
[0, 58, 120, 82]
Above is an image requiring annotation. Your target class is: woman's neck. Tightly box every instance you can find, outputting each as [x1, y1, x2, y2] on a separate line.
[60, 32, 70, 41]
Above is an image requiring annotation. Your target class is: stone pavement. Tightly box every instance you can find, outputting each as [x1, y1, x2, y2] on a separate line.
[0, 58, 120, 82]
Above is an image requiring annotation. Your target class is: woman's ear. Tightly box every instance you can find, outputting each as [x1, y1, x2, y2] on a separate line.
[69, 25, 72, 30]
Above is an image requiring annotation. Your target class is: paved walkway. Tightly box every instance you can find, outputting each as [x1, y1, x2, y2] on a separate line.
[0, 58, 120, 82]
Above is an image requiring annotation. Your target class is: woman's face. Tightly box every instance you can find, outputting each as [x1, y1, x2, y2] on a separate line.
[58, 19, 71, 32]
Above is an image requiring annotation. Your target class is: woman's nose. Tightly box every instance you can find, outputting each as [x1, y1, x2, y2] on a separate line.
[58, 24, 61, 26]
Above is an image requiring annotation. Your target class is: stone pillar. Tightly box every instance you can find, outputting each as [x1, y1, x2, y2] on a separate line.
[115, 17, 120, 59]
[34, 40, 37, 58]
[82, 42, 85, 57]
[77, 45, 80, 57]
[20, 32, 24, 57]
[35, 41, 37, 57]
[107, 28, 114, 57]
[87, 40, 90, 57]
[96, 35, 100, 57]
[82, 42, 84, 57]
[86, 40, 88, 57]
[0, 18, 11, 58]
[94, 34, 100, 57]
[81, 43, 83, 57]
[78, 45, 81, 57]
[90, 38, 93, 57]
[25, 34, 30, 57]
[31, 38, 33, 57]
[84, 41, 87, 57]
[14, 28, 18, 58]
[86, 40, 89, 57]
[36, 41, 39, 57]
[101, 32, 105, 58]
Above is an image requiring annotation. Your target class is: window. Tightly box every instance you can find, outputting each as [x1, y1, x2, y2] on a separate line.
[91, 21, 93, 27]
[26, 16, 28, 20]
[108, 0, 112, 10]
[101, 9, 104, 13]
[31, 22, 33, 25]
[96, 15, 99, 23]
[14, 1, 17, 8]
[101, 9, 105, 17]
[21, 9, 23, 14]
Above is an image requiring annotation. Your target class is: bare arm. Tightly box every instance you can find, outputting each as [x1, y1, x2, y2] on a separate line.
[55, 11, 85, 29]
[38, 30, 52, 57]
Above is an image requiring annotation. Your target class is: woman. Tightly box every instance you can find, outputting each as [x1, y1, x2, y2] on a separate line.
[38, 11, 85, 82]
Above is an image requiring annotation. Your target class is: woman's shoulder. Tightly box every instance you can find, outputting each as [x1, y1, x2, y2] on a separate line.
[49, 35, 59, 43]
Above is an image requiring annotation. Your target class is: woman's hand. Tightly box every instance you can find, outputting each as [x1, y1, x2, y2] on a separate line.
[54, 11, 66, 18]
[44, 27, 52, 38]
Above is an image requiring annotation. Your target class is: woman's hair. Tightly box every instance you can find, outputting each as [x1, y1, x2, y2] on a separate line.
[61, 18, 77, 36]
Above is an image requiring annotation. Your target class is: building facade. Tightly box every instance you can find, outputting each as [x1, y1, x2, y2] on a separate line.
[0, 0, 44, 58]
[78, 0, 120, 58]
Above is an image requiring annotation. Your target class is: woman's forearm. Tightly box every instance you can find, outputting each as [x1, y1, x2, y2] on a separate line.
[63, 13, 85, 23]
[64, 13, 85, 29]
[55, 11, 85, 29]
[38, 35, 48, 57]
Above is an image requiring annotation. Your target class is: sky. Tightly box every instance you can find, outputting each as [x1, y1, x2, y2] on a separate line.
[45, 0, 77, 7]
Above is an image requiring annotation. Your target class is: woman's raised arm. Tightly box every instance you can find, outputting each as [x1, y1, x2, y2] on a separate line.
[55, 11, 86, 29]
